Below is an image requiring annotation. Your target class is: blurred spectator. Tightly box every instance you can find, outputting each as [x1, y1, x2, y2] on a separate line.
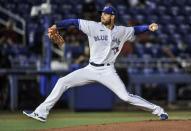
[174, 40, 191, 57]
[66, 26, 85, 45]
[120, 41, 133, 56]
[162, 40, 191, 73]
[82, 0, 97, 20]
[0, 20, 18, 46]
[162, 40, 191, 58]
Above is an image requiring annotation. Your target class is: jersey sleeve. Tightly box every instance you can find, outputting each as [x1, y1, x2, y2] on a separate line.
[124, 27, 135, 42]
[78, 19, 95, 36]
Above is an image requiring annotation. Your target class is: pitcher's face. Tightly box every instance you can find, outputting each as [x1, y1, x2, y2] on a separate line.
[101, 12, 113, 25]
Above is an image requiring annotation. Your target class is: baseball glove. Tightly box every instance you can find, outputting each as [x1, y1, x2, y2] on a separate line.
[48, 25, 65, 49]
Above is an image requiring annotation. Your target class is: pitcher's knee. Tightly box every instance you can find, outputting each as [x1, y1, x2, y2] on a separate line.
[119, 94, 131, 102]
[120, 93, 136, 102]
[57, 77, 70, 88]
[57, 77, 65, 84]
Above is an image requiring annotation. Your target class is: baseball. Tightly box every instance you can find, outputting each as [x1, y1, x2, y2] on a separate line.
[152, 25, 158, 31]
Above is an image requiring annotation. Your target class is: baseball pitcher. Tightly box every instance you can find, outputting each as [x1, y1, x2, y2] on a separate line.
[23, 6, 168, 122]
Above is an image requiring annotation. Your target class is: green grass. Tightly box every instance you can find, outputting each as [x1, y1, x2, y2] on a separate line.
[0, 111, 190, 131]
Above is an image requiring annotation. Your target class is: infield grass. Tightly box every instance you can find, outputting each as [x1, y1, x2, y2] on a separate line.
[0, 111, 190, 131]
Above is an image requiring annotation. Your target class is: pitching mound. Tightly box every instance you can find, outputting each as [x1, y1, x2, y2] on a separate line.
[38, 120, 191, 131]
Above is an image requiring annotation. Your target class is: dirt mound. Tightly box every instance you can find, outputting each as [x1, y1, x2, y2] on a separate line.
[38, 120, 191, 131]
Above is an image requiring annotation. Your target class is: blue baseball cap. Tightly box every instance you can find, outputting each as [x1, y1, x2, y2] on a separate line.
[98, 6, 117, 15]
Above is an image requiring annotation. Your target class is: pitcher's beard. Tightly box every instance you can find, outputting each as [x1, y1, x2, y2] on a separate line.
[101, 19, 112, 26]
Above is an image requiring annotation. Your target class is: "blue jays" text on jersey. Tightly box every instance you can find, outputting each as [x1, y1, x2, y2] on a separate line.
[94, 35, 108, 41]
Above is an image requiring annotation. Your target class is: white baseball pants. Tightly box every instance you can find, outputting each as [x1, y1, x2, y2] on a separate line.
[34, 64, 160, 118]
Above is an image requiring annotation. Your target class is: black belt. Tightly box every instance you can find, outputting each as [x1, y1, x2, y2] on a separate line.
[90, 62, 110, 67]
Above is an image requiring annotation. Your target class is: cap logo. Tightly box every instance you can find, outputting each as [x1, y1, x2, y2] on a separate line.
[104, 6, 109, 9]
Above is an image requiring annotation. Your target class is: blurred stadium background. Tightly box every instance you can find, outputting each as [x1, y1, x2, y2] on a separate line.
[0, 0, 191, 112]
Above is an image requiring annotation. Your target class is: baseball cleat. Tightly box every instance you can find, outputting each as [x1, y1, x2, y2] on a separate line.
[160, 113, 168, 120]
[152, 106, 168, 120]
[23, 110, 46, 122]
